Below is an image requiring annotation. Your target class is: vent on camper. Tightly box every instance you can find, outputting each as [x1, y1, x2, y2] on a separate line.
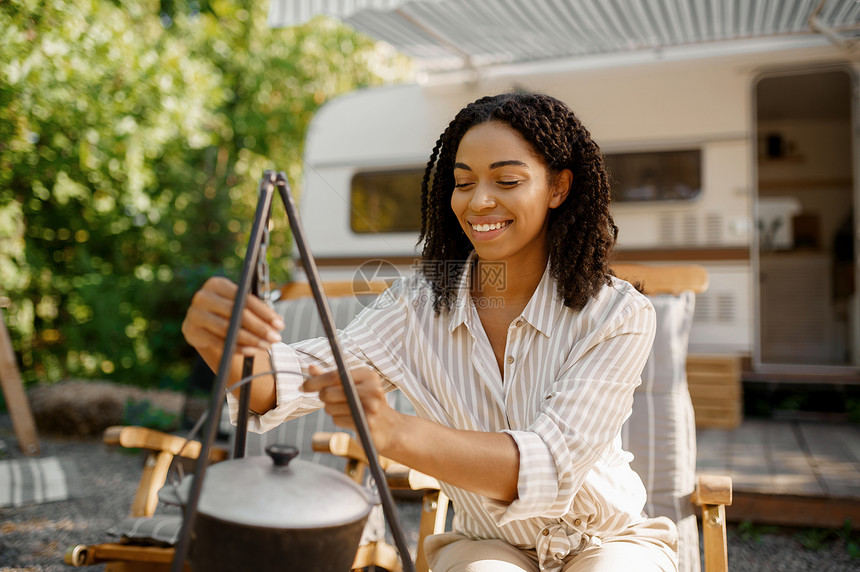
[657, 212, 725, 247]
[694, 291, 736, 324]
[659, 213, 676, 245]
[705, 213, 724, 244]
[683, 213, 698, 244]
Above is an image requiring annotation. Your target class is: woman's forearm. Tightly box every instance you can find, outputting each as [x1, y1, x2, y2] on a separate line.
[382, 412, 520, 502]
[197, 345, 277, 414]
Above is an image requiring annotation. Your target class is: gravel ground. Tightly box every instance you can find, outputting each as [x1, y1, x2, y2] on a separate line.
[1, 413, 858, 571]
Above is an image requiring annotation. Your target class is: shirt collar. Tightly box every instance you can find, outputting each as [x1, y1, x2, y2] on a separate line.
[447, 253, 477, 334]
[518, 259, 557, 337]
[446, 254, 559, 338]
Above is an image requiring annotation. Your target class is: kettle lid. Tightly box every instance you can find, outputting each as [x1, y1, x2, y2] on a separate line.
[191, 445, 373, 529]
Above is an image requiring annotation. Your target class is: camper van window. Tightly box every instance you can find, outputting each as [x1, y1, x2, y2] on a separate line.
[605, 149, 701, 202]
[351, 168, 424, 233]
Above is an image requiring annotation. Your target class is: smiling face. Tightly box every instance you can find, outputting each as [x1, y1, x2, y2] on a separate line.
[450, 121, 571, 269]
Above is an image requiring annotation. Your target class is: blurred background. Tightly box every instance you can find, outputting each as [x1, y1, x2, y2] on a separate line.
[4, 0, 860, 433]
[0, 0, 413, 397]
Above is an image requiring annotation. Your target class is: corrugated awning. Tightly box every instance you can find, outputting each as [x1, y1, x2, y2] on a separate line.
[269, 0, 860, 72]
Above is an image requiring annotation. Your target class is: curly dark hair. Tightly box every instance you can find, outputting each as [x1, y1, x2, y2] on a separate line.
[418, 92, 617, 314]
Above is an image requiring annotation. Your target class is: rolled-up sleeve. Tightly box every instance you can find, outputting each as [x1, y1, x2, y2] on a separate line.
[483, 298, 656, 525]
[225, 342, 323, 433]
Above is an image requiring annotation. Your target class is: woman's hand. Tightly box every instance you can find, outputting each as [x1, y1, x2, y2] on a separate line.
[303, 365, 520, 501]
[182, 276, 284, 357]
[301, 365, 400, 453]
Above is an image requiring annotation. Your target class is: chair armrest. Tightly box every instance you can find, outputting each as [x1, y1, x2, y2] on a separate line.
[611, 263, 709, 295]
[103, 425, 228, 462]
[691, 475, 733, 506]
[311, 431, 395, 470]
[385, 463, 441, 492]
[312, 431, 442, 491]
[103, 425, 227, 518]
[691, 475, 732, 572]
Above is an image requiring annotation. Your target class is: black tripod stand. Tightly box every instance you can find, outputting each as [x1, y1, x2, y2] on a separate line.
[171, 170, 415, 572]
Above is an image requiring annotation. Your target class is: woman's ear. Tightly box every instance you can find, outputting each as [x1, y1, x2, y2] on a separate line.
[549, 169, 573, 208]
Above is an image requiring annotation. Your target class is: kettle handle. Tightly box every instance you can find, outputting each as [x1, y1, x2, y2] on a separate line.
[266, 445, 300, 467]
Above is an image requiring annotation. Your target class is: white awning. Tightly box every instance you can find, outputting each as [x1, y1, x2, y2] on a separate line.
[269, 0, 860, 72]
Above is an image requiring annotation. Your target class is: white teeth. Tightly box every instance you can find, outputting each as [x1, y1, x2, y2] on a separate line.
[471, 221, 509, 232]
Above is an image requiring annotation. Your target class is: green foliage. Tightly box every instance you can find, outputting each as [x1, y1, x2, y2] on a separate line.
[0, 0, 413, 391]
[123, 398, 180, 432]
[797, 527, 837, 551]
[785, 520, 860, 559]
[842, 519, 860, 560]
[846, 398, 860, 424]
[733, 520, 780, 543]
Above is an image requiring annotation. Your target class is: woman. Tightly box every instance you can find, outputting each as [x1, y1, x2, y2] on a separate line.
[182, 92, 678, 571]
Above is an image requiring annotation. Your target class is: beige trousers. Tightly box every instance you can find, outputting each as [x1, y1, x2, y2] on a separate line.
[424, 516, 679, 572]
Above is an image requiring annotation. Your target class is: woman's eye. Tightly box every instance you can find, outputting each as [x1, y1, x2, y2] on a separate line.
[497, 180, 520, 187]
[454, 182, 473, 189]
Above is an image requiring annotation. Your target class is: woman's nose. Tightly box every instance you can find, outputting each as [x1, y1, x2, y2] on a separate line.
[469, 183, 497, 211]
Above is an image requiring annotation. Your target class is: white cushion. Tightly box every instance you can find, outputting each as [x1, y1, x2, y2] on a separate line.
[622, 291, 699, 572]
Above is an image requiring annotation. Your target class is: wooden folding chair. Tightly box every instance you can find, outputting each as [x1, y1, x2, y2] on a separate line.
[65, 425, 228, 571]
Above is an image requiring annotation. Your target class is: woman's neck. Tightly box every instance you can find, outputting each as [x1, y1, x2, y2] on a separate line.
[471, 251, 548, 308]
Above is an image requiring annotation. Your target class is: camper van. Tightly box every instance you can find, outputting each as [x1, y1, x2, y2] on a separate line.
[295, 37, 859, 380]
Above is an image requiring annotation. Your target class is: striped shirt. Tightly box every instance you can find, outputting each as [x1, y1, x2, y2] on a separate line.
[228, 258, 656, 571]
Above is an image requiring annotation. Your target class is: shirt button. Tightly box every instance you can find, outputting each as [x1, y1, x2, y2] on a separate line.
[542, 528, 550, 536]
[515, 319, 524, 327]
[506, 355, 514, 364]
[574, 518, 582, 526]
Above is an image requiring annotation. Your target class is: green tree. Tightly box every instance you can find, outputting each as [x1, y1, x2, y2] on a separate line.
[0, 0, 412, 390]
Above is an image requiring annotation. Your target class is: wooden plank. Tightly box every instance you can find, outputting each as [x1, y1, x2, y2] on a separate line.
[693, 405, 742, 429]
[415, 490, 449, 572]
[727, 420, 772, 492]
[696, 428, 731, 474]
[692, 475, 733, 506]
[688, 384, 742, 400]
[836, 423, 860, 465]
[611, 263, 709, 295]
[693, 404, 741, 415]
[0, 309, 39, 455]
[613, 248, 750, 262]
[693, 412, 741, 425]
[763, 421, 823, 496]
[279, 280, 389, 300]
[90, 543, 176, 563]
[728, 492, 860, 529]
[687, 355, 740, 373]
[694, 414, 742, 431]
[688, 367, 738, 378]
[700, 504, 728, 572]
[697, 419, 860, 529]
[797, 423, 860, 498]
[687, 355, 742, 429]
